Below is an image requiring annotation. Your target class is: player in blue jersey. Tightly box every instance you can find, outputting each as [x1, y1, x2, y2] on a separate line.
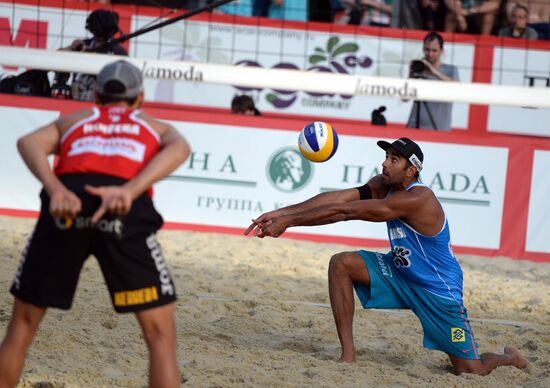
[245, 137, 527, 375]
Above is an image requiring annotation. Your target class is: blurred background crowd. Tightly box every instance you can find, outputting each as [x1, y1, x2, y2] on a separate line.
[78, 0, 550, 40]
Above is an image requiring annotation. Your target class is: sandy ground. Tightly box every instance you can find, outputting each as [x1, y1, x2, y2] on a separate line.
[0, 215, 549, 388]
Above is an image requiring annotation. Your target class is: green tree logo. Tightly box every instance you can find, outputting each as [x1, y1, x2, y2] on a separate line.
[309, 36, 361, 73]
[267, 148, 313, 192]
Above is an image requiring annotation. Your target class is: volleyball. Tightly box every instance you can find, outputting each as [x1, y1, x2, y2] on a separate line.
[298, 122, 339, 163]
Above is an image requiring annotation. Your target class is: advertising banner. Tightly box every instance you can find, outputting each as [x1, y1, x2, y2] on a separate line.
[526, 150, 550, 253]
[155, 122, 508, 249]
[0, 106, 59, 209]
[0, 103, 508, 250]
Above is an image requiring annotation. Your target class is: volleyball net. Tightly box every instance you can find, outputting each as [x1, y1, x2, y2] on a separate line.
[2, 46, 549, 109]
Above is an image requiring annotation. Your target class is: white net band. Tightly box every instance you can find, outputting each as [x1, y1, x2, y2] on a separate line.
[2, 46, 550, 109]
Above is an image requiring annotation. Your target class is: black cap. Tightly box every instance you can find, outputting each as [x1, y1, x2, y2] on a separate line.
[377, 137, 424, 172]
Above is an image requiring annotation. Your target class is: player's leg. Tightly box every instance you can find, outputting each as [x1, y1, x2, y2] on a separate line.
[0, 298, 46, 388]
[328, 251, 371, 363]
[449, 346, 528, 376]
[92, 195, 178, 386]
[135, 304, 180, 388]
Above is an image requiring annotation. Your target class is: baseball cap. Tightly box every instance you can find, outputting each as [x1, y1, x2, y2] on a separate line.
[96, 60, 142, 99]
[377, 137, 424, 172]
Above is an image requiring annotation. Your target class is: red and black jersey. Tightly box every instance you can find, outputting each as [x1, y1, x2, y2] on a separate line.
[55, 106, 160, 184]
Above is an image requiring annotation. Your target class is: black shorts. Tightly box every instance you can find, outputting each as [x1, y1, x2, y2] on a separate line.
[10, 173, 177, 313]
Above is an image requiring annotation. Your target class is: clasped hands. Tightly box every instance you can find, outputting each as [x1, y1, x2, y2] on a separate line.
[49, 184, 134, 224]
[244, 213, 288, 238]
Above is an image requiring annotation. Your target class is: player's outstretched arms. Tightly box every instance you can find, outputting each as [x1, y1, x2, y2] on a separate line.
[245, 187, 360, 236]
[252, 187, 430, 237]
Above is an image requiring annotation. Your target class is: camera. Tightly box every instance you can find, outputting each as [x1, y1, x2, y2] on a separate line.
[410, 60, 426, 78]
[371, 106, 387, 126]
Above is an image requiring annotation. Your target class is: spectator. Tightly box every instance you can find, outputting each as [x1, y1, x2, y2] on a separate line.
[444, 0, 500, 35]
[529, 0, 550, 24]
[339, 0, 393, 27]
[418, 0, 446, 31]
[268, 0, 308, 21]
[253, 0, 276, 16]
[231, 95, 261, 115]
[390, 0, 424, 29]
[308, 0, 345, 22]
[526, 0, 550, 39]
[109, 0, 191, 7]
[407, 31, 459, 131]
[219, 0, 307, 21]
[498, 4, 538, 39]
[52, 9, 127, 101]
[217, 0, 254, 16]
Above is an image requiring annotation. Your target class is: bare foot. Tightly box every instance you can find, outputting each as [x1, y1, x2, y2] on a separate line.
[338, 353, 357, 363]
[504, 345, 528, 369]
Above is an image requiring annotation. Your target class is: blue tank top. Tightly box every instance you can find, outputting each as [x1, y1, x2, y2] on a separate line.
[386, 182, 464, 302]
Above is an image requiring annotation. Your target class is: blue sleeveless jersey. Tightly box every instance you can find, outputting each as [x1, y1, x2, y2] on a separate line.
[386, 182, 464, 302]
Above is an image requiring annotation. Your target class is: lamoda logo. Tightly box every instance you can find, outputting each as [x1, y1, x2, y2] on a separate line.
[267, 148, 313, 192]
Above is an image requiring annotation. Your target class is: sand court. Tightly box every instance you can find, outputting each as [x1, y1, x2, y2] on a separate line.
[1, 215, 549, 387]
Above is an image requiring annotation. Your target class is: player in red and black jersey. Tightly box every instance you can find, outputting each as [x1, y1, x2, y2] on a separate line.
[0, 60, 190, 388]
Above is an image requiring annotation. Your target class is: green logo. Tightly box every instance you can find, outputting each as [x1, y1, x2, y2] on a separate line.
[267, 148, 313, 192]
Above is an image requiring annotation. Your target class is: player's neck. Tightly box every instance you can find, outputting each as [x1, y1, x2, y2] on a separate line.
[392, 178, 417, 191]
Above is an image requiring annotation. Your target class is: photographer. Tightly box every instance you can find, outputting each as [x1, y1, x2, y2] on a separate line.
[407, 31, 459, 131]
[52, 9, 128, 101]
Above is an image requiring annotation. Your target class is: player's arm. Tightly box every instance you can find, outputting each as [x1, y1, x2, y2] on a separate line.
[245, 187, 359, 236]
[257, 188, 425, 238]
[245, 175, 388, 236]
[357, 174, 390, 200]
[17, 115, 83, 218]
[277, 188, 360, 214]
[17, 122, 61, 194]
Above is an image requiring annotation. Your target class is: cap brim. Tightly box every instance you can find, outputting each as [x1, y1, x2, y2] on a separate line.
[377, 140, 392, 151]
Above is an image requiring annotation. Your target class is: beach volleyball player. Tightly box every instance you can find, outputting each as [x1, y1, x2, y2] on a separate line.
[0, 60, 190, 388]
[246, 137, 527, 375]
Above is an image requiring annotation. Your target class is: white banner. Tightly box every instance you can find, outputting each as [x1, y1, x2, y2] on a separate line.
[0, 106, 59, 209]
[489, 48, 550, 137]
[526, 150, 550, 253]
[0, 105, 509, 249]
